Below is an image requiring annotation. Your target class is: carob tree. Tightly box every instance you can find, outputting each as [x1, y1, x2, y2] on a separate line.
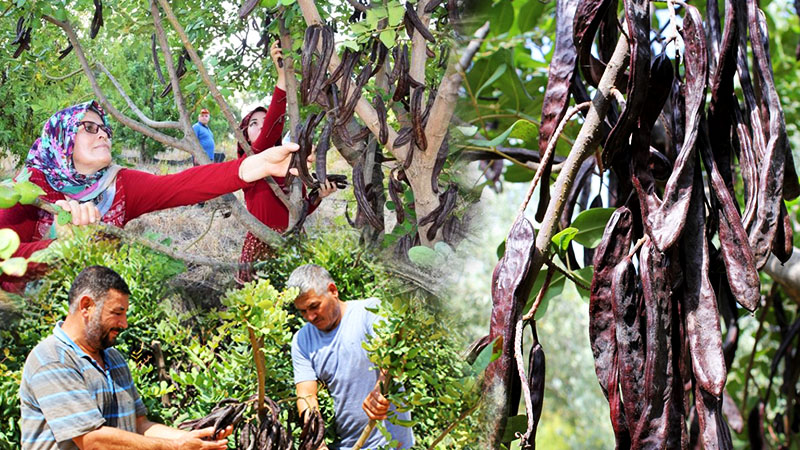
[476, 0, 800, 448]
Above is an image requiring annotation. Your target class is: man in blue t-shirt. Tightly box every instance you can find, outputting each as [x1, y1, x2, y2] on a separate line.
[192, 108, 215, 162]
[288, 264, 414, 450]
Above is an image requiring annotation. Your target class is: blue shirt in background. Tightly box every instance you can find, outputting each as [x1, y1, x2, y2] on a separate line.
[292, 298, 414, 450]
[192, 122, 215, 161]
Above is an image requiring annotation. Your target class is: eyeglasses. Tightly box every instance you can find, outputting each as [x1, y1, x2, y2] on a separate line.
[78, 121, 113, 139]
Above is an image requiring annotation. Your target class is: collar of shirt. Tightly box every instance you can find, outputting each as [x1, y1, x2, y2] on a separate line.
[53, 321, 111, 372]
[195, 122, 210, 129]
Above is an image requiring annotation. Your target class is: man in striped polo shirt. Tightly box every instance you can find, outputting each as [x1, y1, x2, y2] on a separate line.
[19, 265, 231, 449]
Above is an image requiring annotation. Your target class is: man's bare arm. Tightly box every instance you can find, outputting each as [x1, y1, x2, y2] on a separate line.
[296, 380, 321, 421]
[71, 416, 231, 450]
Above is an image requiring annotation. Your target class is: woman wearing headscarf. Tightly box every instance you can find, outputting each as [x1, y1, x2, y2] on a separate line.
[0, 99, 299, 292]
[235, 43, 337, 283]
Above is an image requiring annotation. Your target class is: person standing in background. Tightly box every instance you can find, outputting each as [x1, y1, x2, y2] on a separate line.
[192, 108, 215, 163]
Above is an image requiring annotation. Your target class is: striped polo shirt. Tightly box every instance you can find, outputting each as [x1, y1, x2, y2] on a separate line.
[19, 322, 147, 449]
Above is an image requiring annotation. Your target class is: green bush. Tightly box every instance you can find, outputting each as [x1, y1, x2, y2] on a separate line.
[0, 228, 481, 448]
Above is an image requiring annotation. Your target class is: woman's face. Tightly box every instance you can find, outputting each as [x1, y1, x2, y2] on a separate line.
[72, 110, 112, 175]
[246, 110, 267, 143]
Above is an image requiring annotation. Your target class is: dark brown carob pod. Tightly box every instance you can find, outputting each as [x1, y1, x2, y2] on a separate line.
[520, 323, 545, 450]
[484, 215, 538, 447]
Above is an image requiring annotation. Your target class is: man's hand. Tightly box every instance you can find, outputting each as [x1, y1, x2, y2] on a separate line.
[239, 143, 300, 181]
[171, 425, 232, 450]
[362, 387, 391, 421]
[271, 41, 286, 90]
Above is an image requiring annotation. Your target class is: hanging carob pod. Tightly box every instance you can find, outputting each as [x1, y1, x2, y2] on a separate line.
[484, 215, 538, 448]
[410, 86, 428, 151]
[160, 49, 190, 98]
[635, 5, 705, 252]
[336, 62, 373, 128]
[314, 118, 334, 185]
[746, 2, 790, 269]
[431, 132, 450, 194]
[680, 160, 733, 449]
[698, 123, 761, 312]
[520, 322, 545, 450]
[589, 207, 633, 448]
[287, 112, 325, 188]
[373, 95, 389, 146]
[601, 0, 651, 168]
[11, 16, 32, 59]
[301, 25, 322, 106]
[307, 26, 335, 107]
[572, 0, 614, 88]
[151, 34, 167, 84]
[90, 0, 103, 39]
[404, 2, 435, 43]
[536, 0, 580, 223]
[388, 168, 406, 224]
[368, 38, 388, 78]
[417, 184, 457, 241]
[632, 241, 676, 448]
[352, 150, 384, 231]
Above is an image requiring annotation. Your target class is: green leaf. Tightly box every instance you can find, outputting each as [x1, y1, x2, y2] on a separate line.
[366, 8, 380, 29]
[0, 229, 20, 259]
[1, 257, 27, 277]
[503, 164, 534, 182]
[0, 185, 20, 209]
[490, 0, 515, 36]
[455, 125, 479, 137]
[552, 227, 578, 252]
[13, 181, 45, 205]
[279, 0, 294, 5]
[474, 64, 506, 98]
[471, 336, 501, 373]
[388, 4, 405, 26]
[496, 240, 506, 259]
[467, 119, 529, 148]
[517, 0, 546, 33]
[501, 414, 528, 443]
[571, 207, 616, 248]
[379, 29, 397, 48]
[340, 39, 360, 51]
[407, 245, 439, 268]
[57, 210, 72, 226]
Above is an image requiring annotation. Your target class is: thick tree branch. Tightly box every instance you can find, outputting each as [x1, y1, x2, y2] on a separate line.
[278, 10, 305, 228]
[149, 0, 204, 161]
[409, 0, 431, 88]
[42, 15, 189, 153]
[96, 62, 181, 130]
[528, 32, 630, 282]
[424, 21, 489, 157]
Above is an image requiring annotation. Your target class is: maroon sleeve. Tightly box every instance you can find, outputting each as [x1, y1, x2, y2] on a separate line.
[123, 158, 254, 221]
[251, 87, 287, 153]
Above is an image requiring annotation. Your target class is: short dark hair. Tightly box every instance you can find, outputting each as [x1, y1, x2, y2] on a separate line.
[68, 266, 131, 312]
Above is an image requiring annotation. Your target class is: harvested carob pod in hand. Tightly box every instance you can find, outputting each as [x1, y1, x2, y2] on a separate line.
[179, 399, 247, 439]
[297, 408, 326, 450]
[252, 397, 293, 450]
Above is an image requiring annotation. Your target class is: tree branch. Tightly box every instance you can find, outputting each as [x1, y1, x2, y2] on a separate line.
[155, 0, 290, 207]
[423, 21, 489, 158]
[42, 15, 190, 153]
[149, 0, 204, 161]
[96, 62, 181, 130]
[43, 66, 89, 82]
[278, 10, 305, 227]
[764, 250, 800, 302]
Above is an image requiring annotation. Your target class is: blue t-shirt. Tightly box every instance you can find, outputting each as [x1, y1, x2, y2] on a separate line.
[192, 122, 215, 160]
[291, 298, 414, 450]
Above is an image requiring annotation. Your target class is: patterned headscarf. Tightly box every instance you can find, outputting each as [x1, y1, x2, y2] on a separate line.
[25, 100, 121, 215]
[237, 106, 267, 158]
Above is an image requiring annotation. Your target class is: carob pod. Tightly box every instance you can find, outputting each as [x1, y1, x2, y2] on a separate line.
[373, 95, 389, 146]
[404, 2, 435, 43]
[572, 0, 614, 88]
[298, 408, 326, 450]
[337, 62, 372, 128]
[747, 2, 789, 269]
[353, 152, 384, 231]
[705, 0, 740, 202]
[315, 118, 334, 185]
[610, 255, 645, 435]
[431, 132, 450, 194]
[58, 44, 73, 60]
[588, 206, 633, 447]
[601, 0, 651, 168]
[484, 215, 538, 447]
[151, 34, 167, 85]
[11, 17, 32, 59]
[410, 87, 428, 151]
[632, 241, 675, 448]
[771, 202, 793, 263]
[90, 0, 103, 39]
[698, 125, 760, 312]
[307, 26, 335, 107]
[424, 0, 446, 14]
[394, 126, 413, 148]
[368, 39, 388, 78]
[520, 323, 545, 450]
[747, 401, 767, 450]
[536, 0, 579, 223]
[636, 6, 706, 252]
[388, 168, 406, 224]
[301, 25, 322, 105]
[680, 161, 732, 449]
